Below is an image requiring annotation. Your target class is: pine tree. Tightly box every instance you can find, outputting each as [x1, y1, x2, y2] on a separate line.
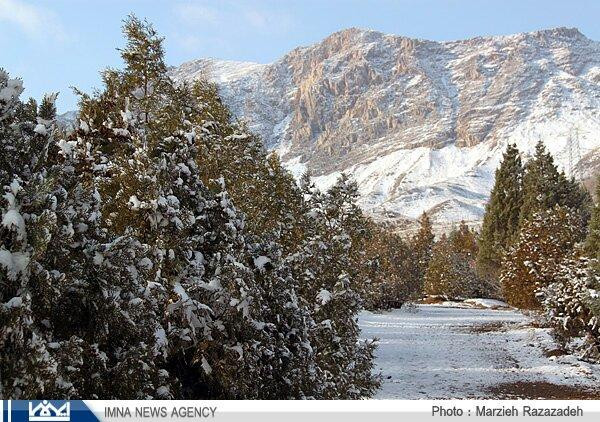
[289, 174, 380, 398]
[424, 222, 493, 299]
[501, 206, 585, 309]
[540, 255, 600, 362]
[476, 143, 523, 279]
[585, 175, 600, 261]
[411, 212, 434, 292]
[519, 140, 591, 227]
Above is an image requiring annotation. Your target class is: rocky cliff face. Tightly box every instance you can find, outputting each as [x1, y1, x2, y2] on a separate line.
[171, 27, 600, 226]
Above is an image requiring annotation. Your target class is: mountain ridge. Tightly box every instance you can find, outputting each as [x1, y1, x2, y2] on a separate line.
[173, 26, 600, 226]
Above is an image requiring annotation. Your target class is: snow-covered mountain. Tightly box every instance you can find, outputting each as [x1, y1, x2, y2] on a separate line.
[56, 110, 78, 131]
[170, 27, 600, 226]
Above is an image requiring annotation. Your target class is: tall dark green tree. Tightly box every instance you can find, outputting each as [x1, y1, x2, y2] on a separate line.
[72, 16, 380, 399]
[501, 206, 585, 309]
[519, 140, 591, 227]
[559, 173, 593, 229]
[290, 174, 379, 398]
[38, 93, 57, 121]
[412, 212, 435, 288]
[585, 175, 600, 261]
[476, 143, 523, 279]
[2, 15, 388, 400]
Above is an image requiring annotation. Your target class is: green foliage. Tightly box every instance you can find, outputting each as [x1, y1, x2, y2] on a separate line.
[501, 206, 585, 309]
[585, 175, 600, 261]
[38, 93, 58, 121]
[1, 17, 383, 400]
[520, 140, 591, 227]
[411, 212, 435, 288]
[289, 175, 380, 398]
[480, 141, 592, 310]
[1, 69, 67, 398]
[425, 222, 496, 299]
[540, 256, 600, 362]
[360, 221, 421, 310]
[476, 143, 523, 279]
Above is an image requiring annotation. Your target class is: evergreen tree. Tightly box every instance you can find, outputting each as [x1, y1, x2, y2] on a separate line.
[476, 143, 523, 279]
[289, 174, 380, 398]
[501, 206, 585, 309]
[70, 15, 380, 399]
[425, 239, 478, 299]
[411, 212, 434, 292]
[72, 16, 293, 398]
[540, 255, 600, 362]
[1, 68, 174, 399]
[520, 141, 561, 223]
[16, 98, 38, 122]
[449, 221, 478, 259]
[585, 175, 600, 261]
[2, 16, 385, 399]
[362, 222, 421, 310]
[38, 93, 57, 121]
[519, 140, 591, 227]
[424, 222, 495, 299]
[0, 70, 68, 398]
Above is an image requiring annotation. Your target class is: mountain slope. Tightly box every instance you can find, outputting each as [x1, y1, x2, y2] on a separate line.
[170, 27, 600, 226]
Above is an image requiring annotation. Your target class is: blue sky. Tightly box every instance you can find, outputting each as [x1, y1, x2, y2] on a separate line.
[1, 0, 599, 112]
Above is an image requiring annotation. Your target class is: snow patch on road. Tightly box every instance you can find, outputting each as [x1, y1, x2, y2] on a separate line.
[359, 305, 600, 399]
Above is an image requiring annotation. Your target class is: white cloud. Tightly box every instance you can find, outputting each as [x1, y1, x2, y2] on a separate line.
[174, 3, 220, 26]
[173, 32, 232, 55]
[0, 0, 66, 41]
[174, 1, 294, 33]
[243, 9, 293, 32]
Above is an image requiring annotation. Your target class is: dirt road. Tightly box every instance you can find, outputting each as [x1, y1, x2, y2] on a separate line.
[359, 304, 600, 399]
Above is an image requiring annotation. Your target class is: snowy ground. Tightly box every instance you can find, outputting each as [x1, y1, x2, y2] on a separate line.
[359, 304, 600, 399]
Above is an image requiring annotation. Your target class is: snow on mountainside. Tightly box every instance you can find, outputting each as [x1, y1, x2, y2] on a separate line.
[170, 27, 600, 227]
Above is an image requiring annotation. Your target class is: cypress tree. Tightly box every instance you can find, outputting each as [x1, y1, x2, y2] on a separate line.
[585, 175, 600, 260]
[0, 71, 67, 398]
[520, 141, 561, 224]
[290, 174, 380, 398]
[519, 140, 592, 229]
[38, 93, 57, 121]
[2, 15, 390, 399]
[412, 212, 434, 287]
[558, 173, 593, 230]
[501, 206, 584, 309]
[476, 143, 523, 279]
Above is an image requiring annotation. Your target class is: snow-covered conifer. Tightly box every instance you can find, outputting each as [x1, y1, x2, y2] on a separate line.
[411, 212, 435, 290]
[501, 206, 585, 309]
[0, 70, 68, 398]
[288, 174, 379, 398]
[540, 256, 600, 362]
[477, 143, 523, 279]
[520, 140, 591, 228]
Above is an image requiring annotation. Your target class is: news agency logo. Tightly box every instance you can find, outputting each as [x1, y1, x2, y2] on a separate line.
[28, 401, 70, 422]
[1, 400, 94, 422]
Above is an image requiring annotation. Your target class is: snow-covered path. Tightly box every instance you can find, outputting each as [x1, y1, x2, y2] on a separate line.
[359, 304, 600, 399]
